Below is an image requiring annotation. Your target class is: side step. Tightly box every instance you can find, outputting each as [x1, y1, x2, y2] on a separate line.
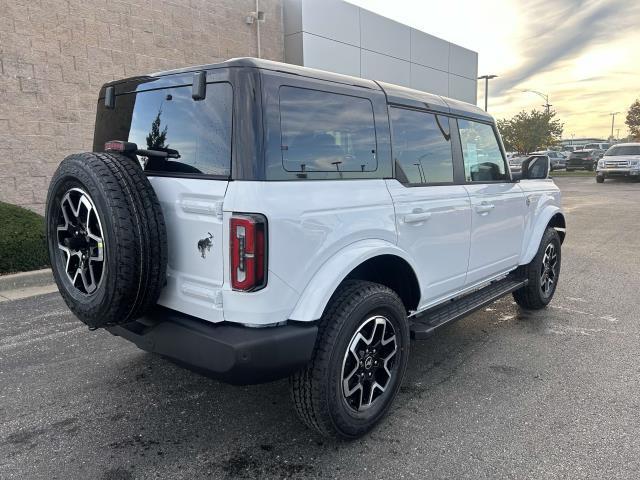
[409, 277, 527, 339]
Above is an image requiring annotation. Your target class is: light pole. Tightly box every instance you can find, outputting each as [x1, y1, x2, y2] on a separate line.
[478, 75, 498, 112]
[610, 112, 620, 140]
[524, 90, 552, 113]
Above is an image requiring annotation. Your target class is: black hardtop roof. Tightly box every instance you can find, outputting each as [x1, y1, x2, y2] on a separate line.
[105, 57, 492, 122]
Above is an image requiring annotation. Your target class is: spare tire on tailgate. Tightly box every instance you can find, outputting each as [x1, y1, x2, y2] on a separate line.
[45, 152, 168, 329]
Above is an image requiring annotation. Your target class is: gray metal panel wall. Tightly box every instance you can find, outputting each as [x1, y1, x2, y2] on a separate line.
[283, 0, 478, 105]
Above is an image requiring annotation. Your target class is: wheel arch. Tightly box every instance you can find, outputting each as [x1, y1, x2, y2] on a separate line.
[288, 240, 421, 322]
[344, 254, 420, 314]
[520, 208, 566, 265]
[548, 212, 566, 243]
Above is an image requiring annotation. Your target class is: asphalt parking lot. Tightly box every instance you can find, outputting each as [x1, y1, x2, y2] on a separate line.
[1, 176, 640, 479]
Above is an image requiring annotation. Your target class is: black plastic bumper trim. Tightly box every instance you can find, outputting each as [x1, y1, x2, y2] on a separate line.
[107, 307, 318, 385]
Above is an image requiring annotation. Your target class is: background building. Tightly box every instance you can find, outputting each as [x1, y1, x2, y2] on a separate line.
[559, 138, 607, 148]
[0, 0, 477, 212]
[284, 0, 478, 104]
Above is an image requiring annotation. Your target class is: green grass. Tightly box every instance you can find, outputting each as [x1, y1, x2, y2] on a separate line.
[0, 202, 50, 275]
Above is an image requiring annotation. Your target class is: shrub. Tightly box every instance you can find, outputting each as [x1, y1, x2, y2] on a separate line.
[0, 202, 50, 274]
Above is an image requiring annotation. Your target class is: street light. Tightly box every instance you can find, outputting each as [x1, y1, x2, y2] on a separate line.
[478, 74, 498, 112]
[609, 112, 620, 140]
[523, 90, 552, 113]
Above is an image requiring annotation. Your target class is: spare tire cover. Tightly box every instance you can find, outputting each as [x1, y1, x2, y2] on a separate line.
[45, 152, 168, 328]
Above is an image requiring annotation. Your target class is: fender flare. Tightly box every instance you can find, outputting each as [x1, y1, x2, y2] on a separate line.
[520, 206, 565, 265]
[288, 239, 420, 322]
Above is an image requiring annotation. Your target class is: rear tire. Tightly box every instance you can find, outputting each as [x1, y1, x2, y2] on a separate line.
[45, 152, 167, 328]
[290, 280, 410, 439]
[513, 228, 561, 310]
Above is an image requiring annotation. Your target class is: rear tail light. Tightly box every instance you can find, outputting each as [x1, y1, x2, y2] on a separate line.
[104, 140, 137, 152]
[230, 213, 267, 291]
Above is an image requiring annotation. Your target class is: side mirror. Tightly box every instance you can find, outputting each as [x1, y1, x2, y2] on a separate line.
[522, 156, 550, 180]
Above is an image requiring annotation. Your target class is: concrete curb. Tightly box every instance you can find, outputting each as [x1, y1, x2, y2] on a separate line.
[0, 268, 54, 291]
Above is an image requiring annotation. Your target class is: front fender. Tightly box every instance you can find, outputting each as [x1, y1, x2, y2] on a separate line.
[520, 205, 564, 265]
[288, 239, 419, 322]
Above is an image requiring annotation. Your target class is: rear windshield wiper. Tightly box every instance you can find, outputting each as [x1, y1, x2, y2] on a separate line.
[104, 141, 181, 159]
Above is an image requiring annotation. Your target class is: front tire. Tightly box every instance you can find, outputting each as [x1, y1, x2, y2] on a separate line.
[513, 228, 561, 309]
[596, 175, 605, 183]
[290, 280, 410, 439]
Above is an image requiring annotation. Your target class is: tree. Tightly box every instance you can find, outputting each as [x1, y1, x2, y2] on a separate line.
[625, 99, 640, 141]
[146, 107, 168, 150]
[497, 109, 563, 154]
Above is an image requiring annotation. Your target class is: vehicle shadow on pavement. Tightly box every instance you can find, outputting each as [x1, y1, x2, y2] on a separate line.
[92, 300, 545, 478]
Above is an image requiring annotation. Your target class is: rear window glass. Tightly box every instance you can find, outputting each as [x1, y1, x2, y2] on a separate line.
[94, 82, 233, 177]
[390, 107, 453, 184]
[278, 86, 377, 173]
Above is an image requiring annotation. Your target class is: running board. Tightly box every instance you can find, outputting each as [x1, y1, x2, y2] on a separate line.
[410, 277, 527, 339]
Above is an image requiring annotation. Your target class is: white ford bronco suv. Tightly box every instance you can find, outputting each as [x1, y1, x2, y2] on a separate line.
[45, 58, 565, 439]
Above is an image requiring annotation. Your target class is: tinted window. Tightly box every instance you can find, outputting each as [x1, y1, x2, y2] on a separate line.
[95, 83, 233, 176]
[458, 119, 508, 182]
[390, 108, 453, 184]
[279, 86, 377, 173]
[606, 145, 640, 156]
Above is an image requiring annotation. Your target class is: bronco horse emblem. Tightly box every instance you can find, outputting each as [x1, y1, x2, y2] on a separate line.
[197, 232, 213, 259]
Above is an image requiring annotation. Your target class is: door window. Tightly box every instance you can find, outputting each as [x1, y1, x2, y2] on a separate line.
[390, 108, 453, 185]
[458, 119, 508, 182]
[278, 86, 377, 173]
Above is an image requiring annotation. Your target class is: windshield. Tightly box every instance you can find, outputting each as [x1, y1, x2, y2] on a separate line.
[605, 145, 640, 156]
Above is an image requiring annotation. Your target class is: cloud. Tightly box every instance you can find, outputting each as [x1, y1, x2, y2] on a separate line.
[492, 0, 640, 95]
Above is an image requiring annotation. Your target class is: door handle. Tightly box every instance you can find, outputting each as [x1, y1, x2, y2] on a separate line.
[475, 202, 495, 214]
[404, 210, 432, 224]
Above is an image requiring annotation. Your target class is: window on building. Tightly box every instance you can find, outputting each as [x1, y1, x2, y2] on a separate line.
[278, 86, 377, 173]
[458, 119, 508, 182]
[390, 108, 453, 184]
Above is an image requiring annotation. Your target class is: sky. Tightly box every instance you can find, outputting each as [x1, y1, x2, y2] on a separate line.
[345, 0, 640, 139]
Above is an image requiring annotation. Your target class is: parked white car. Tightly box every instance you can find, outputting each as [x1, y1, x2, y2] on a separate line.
[45, 58, 566, 439]
[596, 143, 640, 182]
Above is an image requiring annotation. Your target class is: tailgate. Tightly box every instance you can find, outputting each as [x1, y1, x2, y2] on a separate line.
[92, 76, 235, 323]
[150, 177, 228, 322]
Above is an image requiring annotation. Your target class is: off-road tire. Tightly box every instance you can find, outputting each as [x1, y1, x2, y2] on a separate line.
[290, 280, 410, 439]
[513, 227, 561, 310]
[46, 152, 167, 328]
[596, 176, 605, 183]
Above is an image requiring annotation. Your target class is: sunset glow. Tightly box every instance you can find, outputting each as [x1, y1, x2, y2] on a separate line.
[347, 0, 640, 139]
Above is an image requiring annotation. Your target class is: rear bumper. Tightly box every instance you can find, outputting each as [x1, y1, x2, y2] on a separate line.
[566, 163, 593, 170]
[107, 307, 318, 385]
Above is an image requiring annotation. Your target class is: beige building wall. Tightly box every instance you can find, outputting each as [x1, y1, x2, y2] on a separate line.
[0, 0, 284, 212]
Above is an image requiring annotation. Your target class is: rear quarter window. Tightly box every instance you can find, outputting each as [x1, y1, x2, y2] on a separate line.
[270, 86, 378, 178]
[94, 82, 233, 177]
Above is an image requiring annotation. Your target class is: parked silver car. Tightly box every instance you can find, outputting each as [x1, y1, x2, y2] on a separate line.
[596, 143, 640, 183]
[531, 150, 567, 170]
